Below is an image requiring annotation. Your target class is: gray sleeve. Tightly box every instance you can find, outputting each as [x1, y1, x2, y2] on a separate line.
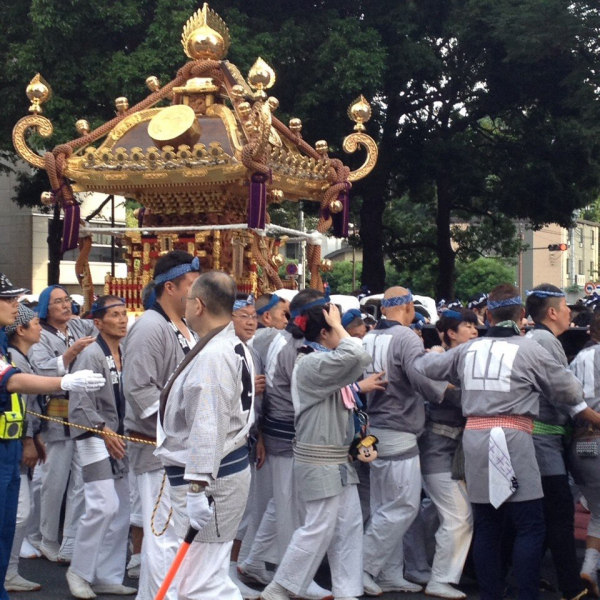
[414, 346, 463, 387]
[400, 335, 448, 402]
[29, 335, 63, 377]
[68, 350, 106, 431]
[295, 337, 372, 405]
[530, 332, 568, 367]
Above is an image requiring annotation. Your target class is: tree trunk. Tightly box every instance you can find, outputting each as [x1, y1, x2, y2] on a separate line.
[359, 92, 401, 294]
[47, 204, 63, 285]
[435, 177, 456, 300]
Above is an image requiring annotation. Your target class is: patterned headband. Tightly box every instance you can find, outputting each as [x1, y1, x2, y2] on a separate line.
[233, 295, 255, 312]
[468, 293, 488, 309]
[154, 256, 201, 285]
[487, 296, 522, 310]
[381, 290, 413, 308]
[290, 291, 330, 318]
[525, 289, 565, 298]
[91, 298, 126, 315]
[256, 294, 281, 316]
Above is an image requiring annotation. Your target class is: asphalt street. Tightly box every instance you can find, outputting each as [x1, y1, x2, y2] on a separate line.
[10, 550, 568, 600]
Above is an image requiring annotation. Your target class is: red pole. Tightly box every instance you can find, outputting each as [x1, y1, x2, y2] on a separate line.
[154, 527, 198, 600]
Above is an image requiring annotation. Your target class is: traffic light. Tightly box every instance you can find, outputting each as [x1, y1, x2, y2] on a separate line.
[548, 243, 569, 252]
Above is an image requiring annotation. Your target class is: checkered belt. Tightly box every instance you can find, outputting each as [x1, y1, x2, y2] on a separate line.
[46, 398, 69, 418]
[465, 415, 533, 435]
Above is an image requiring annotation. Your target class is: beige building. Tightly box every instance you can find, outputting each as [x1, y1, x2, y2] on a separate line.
[0, 168, 127, 295]
[520, 219, 600, 296]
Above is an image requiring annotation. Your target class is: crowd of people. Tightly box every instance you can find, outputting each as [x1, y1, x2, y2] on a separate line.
[1, 251, 600, 600]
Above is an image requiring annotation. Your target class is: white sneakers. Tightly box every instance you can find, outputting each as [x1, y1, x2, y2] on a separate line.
[425, 582, 467, 599]
[376, 575, 423, 593]
[66, 569, 96, 599]
[230, 561, 261, 599]
[5, 573, 42, 592]
[238, 561, 274, 586]
[91, 584, 137, 595]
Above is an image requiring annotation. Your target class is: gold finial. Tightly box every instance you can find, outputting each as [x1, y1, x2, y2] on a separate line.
[248, 57, 276, 91]
[348, 95, 372, 132]
[329, 200, 344, 214]
[230, 84, 245, 99]
[289, 118, 302, 134]
[182, 3, 230, 61]
[237, 102, 251, 119]
[26, 74, 52, 115]
[267, 97, 279, 111]
[315, 140, 329, 155]
[40, 192, 54, 206]
[320, 259, 333, 273]
[115, 97, 129, 113]
[146, 76, 160, 92]
[75, 120, 90, 136]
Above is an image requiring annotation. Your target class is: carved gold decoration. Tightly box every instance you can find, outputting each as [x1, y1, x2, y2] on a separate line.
[271, 253, 285, 268]
[289, 118, 302, 134]
[40, 191, 54, 206]
[75, 119, 90, 136]
[26, 74, 51, 115]
[146, 76, 160, 92]
[238, 102, 251, 119]
[182, 3, 230, 61]
[267, 97, 279, 111]
[348, 95, 372, 132]
[230, 84, 245, 99]
[115, 97, 129, 113]
[12, 115, 54, 170]
[320, 259, 333, 273]
[329, 199, 344, 214]
[315, 140, 329, 155]
[248, 57, 276, 91]
[148, 105, 201, 148]
[173, 77, 219, 96]
[213, 230, 221, 270]
[343, 132, 379, 182]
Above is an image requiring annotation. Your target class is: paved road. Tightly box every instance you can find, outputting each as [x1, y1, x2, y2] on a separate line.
[10, 551, 566, 600]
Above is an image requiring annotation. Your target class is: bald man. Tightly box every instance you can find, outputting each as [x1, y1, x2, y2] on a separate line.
[361, 287, 446, 596]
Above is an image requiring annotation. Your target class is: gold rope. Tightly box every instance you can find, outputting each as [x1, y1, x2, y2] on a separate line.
[27, 410, 155, 446]
[150, 471, 173, 537]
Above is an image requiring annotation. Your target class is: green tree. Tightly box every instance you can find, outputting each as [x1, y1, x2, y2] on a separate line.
[454, 257, 516, 301]
[322, 261, 363, 295]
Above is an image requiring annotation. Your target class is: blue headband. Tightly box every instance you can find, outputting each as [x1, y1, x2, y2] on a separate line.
[290, 291, 330, 318]
[525, 289, 565, 298]
[468, 293, 488, 309]
[233, 295, 255, 312]
[442, 309, 463, 321]
[256, 294, 281, 316]
[154, 256, 201, 285]
[487, 296, 522, 310]
[35, 285, 69, 320]
[342, 309, 363, 329]
[381, 290, 413, 308]
[91, 298, 126, 315]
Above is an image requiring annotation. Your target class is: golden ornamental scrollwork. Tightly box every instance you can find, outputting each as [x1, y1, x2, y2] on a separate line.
[343, 132, 378, 182]
[12, 115, 54, 170]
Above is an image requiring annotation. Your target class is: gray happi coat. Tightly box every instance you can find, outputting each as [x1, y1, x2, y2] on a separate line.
[29, 319, 96, 442]
[526, 326, 576, 477]
[415, 328, 584, 503]
[363, 321, 447, 459]
[291, 337, 372, 502]
[157, 323, 254, 541]
[568, 343, 600, 488]
[69, 340, 128, 481]
[122, 308, 193, 475]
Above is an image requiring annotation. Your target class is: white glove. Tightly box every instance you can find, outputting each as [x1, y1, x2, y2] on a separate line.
[186, 491, 213, 531]
[61, 370, 106, 392]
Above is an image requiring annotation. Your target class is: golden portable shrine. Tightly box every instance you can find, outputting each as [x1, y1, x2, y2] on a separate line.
[12, 3, 378, 311]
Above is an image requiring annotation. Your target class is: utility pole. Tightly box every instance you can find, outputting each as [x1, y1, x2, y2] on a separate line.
[298, 206, 306, 290]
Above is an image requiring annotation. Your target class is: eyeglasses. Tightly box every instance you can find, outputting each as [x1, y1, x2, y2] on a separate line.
[50, 296, 73, 306]
[232, 313, 258, 321]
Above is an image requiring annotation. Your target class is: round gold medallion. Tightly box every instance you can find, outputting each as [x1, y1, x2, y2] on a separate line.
[148, 105, 202, 149]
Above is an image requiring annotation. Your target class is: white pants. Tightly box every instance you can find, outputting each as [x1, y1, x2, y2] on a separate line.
[243, 454, 301, 565]
[40, 439, 85, 542]
[70, 477, 130, 585]
[25, 466, 42, 544]
[274, 485, 363, 598]
[8, 474, 31, 577]
[136, 469, 179, 600]
[179, 540, 239, 600]
[129, 470, 143, 528]
[363, 455, 422, 579]
[424, 472, 473, 584]
[403, 496, 438, 583]
[580, 486, 600, 539]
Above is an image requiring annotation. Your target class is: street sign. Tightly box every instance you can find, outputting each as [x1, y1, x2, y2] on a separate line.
[585, 282, 595, 295]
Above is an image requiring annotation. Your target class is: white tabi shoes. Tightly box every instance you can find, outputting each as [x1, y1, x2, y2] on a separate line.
[376, 574, 423, 593]
[58, 536, 75, 563]
[238, 561, 274, 585]
[362, 571, 383, 596]
[66, 569, 96, 599]
[290, 580, 334, 599]
[425, 582, 467, 599]
[91, 584, 137, 595]
[19, 537, 41, 559]
[261, 582, 291, 600]
[40, 538, 61, 562]
[5, 573, 42, 592]
[230, 561, 262, 599]
[126, 553, 141, 579]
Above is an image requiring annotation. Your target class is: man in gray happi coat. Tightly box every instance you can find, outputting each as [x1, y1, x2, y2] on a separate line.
[157, 272, 255, 600]
[416, 284, 587, 600]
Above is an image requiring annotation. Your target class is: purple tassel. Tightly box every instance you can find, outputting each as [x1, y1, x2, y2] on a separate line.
[137, 207, 146, 227]
[248, 172, 268, 229]
[61, 202, 81, 252]
[332, 185, 351, 238]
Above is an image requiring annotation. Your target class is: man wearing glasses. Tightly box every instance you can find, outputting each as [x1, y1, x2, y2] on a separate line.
[29, 285, 97, 563]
